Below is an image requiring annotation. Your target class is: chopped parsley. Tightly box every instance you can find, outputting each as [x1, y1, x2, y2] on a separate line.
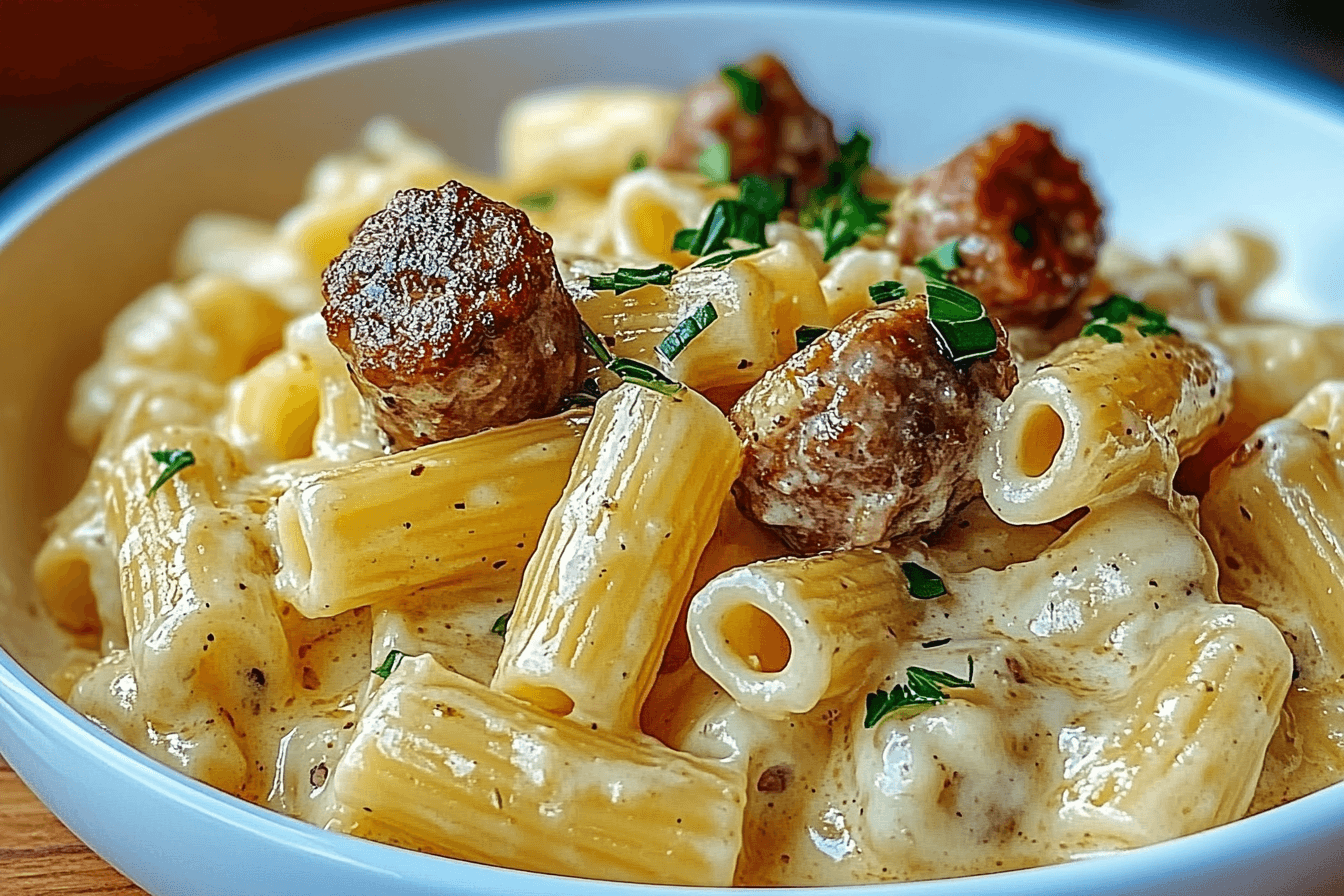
[581, 320, 682, 397]
[863, 657, 975, 728]
[1081, 293, 1179, 342]
[720, 65, 764, 114]
[372, 649, 408, 679]
[629, 150, 649, 171]
[558, 378, 602, 411]
[915, 239, 962, 281]
[901, 562, 947, 599]
[795, 325, 829, 351]
[1011, 220, 1034, 249]
[588, 263, 676, 295]
[868, 280, 907, 305]
[674, 174, 786, 257]
[147, 448, 195, 496]
[926, 280, 1000, 369]
[492, 610, 512, 636]
[517, 191, 555, 212]
[799, 130, 890, 261]
[658, 302, 719, 361]
[698, 140, 732, 184]
[688, 245, 764, 269]
[869, 279, 1000, 369]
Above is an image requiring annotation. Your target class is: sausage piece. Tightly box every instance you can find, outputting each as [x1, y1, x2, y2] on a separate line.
[658, 54, 839, 206]
[730, 297, 1017, 554]
[322, 181, 586, 449]
[887, 121, 1104, 328]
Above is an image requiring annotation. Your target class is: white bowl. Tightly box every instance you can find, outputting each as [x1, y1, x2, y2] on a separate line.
[1, 3, 1343, 894]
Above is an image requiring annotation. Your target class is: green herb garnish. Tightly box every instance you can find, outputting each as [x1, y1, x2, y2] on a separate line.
[558, 378, 602, 411]
[698, 141, 732, 184]
[147, 448, 196, 496]
[901, 562, 947, 599]
[492, 610, 512, 636]
[688, 246, 764, 269]
[676, 176, 786, 257]
[517, 191, 555, 212]
[863, 657, 975, 728]
[916, 239, 962, 282]
[1011, 220, 1034, 249]
[580, 320, 683, 397]
[1082, 293, 1179, 342]
[630, 150, 649, 171]
[868, 281, 907, 305]
[921, 637, 952, 648]
[1080, 321, 1124, 343]
[658, 302, 719, 361]
[373, 649, 408, 679]
[738, 174, 786, 221]
[720, 65, 764, 114]
[588, 263, 676, 295]
[795, 325, 829, 351]
[926, 280, 999, 369]
[869, 278, 1000, 369]
[799, 130, 890, 261]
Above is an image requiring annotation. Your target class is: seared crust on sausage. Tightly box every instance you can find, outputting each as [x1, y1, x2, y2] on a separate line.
[730, 298, 1017, 554]
[888, 121, 1104, 328]
[658, 54, 839, 207]
[322, 181, 585, 449]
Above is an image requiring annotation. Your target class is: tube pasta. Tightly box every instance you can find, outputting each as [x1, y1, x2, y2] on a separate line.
[980, 329, 1232, 524]
[326, 654, 746, 886]
[272, 412, 588, 618]
[174, 212, 323, 314]
[575, 254, 805, 400]
[68, 273, 285, 449]
[500, 87, 682, 194]
[602, 167, 731, 261]
[492, 383, 741, 731]
[819, 246, 897, 323]
[1201, 380, 1344, 808]
[688, 550, 905, 718]
[276, 117, 503, 275]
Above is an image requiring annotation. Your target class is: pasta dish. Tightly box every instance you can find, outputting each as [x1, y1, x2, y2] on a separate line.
[30, 55, 1344, 886]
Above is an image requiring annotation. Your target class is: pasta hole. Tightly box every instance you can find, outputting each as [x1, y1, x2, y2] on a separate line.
[720, 604, 792, 674]
[513, 685, 575, 718]
[633, 199, 685, 260]
[1017, 404, 1064, 477]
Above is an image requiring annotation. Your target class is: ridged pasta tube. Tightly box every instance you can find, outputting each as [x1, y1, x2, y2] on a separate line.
[500, 87, 682, 194]
[603, 167, 729, 261]
[105, 429, 294, 713]
[980, 329, 1232, 524]
[272, 412, 588, 617]
[575, 254, 801, 398]
[1201, 380, 1344, 807]
[492, 383, 742, 731]
[687, 550, 905, 718]
[328, 654, 746, 886]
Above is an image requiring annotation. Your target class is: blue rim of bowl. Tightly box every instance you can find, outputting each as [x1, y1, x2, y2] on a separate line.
[1, 1, 1343, 892]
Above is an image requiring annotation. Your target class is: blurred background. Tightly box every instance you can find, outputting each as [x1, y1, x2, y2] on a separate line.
[1, 0, 1342, 190]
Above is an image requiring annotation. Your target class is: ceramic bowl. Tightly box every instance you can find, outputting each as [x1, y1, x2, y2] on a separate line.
[1, 2, 1342, 894]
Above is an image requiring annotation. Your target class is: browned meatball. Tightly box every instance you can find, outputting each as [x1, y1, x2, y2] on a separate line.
[730, 298, 1016, 554]
[658, 54, 839, 206]
[322, 181, 586, 449]
[888, 121, 1104, 328]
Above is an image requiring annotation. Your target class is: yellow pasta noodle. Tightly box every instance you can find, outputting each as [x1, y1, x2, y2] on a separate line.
[688, 549, 905, 718]
[272, 411, 588, 617]
[980, 327, 1232, 524]
[492, 383, 741, 731]
[326, 653, 746, 886]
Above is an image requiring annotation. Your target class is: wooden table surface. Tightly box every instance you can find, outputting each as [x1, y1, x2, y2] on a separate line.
[0, 755, 144, 896]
